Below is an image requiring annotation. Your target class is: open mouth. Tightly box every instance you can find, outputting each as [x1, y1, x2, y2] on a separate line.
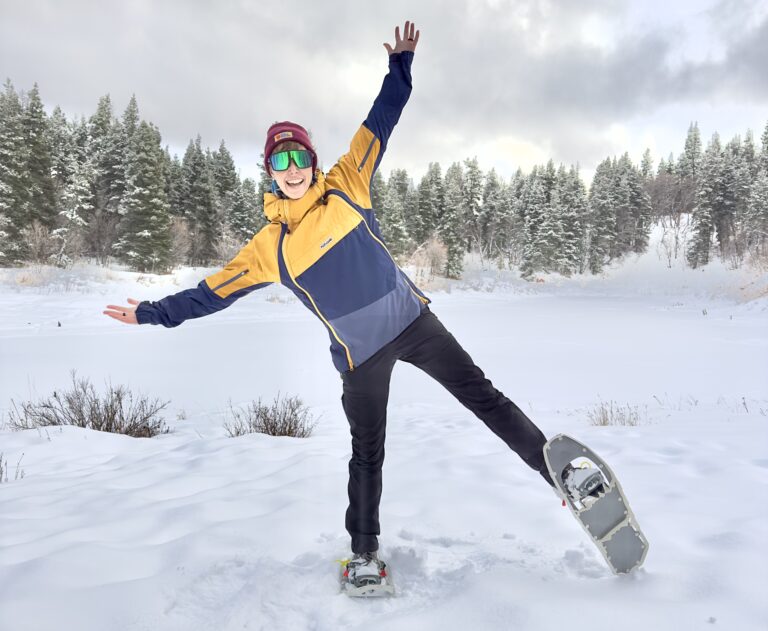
[285, 178, 304, 189]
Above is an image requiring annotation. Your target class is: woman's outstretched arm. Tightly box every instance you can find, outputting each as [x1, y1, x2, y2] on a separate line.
[103, 230, 279, 328]
[325, 21, 421, 208]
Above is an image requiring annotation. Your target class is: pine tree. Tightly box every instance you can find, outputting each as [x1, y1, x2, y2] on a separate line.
[678, 122, 702, 180]
[51, 152, 92, 267]
[744, 169, 768, 261]
[46, 106, 75, 198]
[677, 123, 702, 217]
[113, 121, 171, 272]
[20, 84, 58, 230]
[640, 148, 654, 181]
[480, 168, 504, 260]
[229, 177, 261, 240]
[181, 136, 218, 265]
[613, 154, 652, 256]
[557, 165, 589, 273]
[370, 170, 386, 214]
[440, 162, 465, 278]
[462, 157, 484, 253]
[82, 95, 124, 263]
[0, 80, 29, 264]
[381, 169, 412, 257]
[162, 148, 184, 216]
[211, 140, 239, 234]
[123, 95, 139, 139]
[760, 121, 768, 173]
[519, 170, 548, 277]
[688, 133, 723, 268]
[497, 168, 525, 267]
[587, 159, 617, 273]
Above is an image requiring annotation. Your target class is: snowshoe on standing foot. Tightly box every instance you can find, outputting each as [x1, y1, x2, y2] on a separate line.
[340, 551, 394, 598]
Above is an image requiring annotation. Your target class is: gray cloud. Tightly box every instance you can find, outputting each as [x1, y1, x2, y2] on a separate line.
[1, 0, 765, 183]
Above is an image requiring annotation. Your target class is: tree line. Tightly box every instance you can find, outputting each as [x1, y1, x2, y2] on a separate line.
[1, 80, 766, 278]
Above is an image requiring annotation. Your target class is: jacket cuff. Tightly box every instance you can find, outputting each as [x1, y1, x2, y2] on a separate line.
[135, 301, 156, 325]
[388, 50, 414, 64]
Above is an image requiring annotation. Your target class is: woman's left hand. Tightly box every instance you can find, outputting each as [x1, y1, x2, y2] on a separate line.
[383, 20, 420, 55]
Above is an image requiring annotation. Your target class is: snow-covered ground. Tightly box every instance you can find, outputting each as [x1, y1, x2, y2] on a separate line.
[1, 240, 767, 631]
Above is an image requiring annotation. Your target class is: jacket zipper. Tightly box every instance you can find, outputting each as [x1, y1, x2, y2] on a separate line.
[357, 136, 376, 173]
[212, 269, 249, 292]
[280, 226, 355, 371]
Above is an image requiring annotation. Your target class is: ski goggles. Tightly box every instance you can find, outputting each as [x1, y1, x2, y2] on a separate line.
[269, 149, 313, 171]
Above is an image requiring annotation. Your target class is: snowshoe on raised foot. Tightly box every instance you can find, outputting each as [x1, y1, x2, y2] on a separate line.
[544, 434, 649, 575]
[339, 551, 395, 598]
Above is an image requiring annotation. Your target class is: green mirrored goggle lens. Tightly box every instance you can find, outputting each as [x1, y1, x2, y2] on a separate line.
[269, 149, 313, 171]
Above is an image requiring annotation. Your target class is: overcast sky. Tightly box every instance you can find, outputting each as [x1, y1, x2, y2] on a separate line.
[2, 0, 767, 185]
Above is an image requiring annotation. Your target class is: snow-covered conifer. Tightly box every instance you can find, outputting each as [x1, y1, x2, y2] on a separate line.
[370, 170, 386, 215]
[479, 168, 504, 261]
[587, 159, 617, 273]
[744, 169, 768, 261]
[688, 133, 723, 268]
[180, 137, 217, 265]
[0, 80, 28, 264]
[381, 168, 412, 257]
[113, 121, 171, 272]
[462, 157, 484, 253]
[519, 169, 548, 277]
[440, 162, 465, 278]
[228, 177, 261, 240]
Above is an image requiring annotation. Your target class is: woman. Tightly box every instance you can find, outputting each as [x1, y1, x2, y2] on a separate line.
[104, 21, 554, 596]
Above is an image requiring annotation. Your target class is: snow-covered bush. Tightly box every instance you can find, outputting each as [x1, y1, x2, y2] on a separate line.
[224, 393, 316, 438]
[6, 371, 170, 437]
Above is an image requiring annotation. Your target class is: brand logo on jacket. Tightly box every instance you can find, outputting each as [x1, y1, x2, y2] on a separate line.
[320, 237, 333, 249]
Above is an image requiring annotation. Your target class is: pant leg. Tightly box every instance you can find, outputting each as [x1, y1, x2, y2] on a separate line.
[341, 344, 398, 554]
[399, 311, 554, 485]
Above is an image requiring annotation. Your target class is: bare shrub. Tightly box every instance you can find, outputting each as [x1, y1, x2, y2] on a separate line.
[86, 211, 120, 266]
[50, 224, 87, 268]
[7, 371, 170, 438]
[408, 236, 447, 277]
[20, 220, 56, 265]
[224, 393, 316, 438]
[214, 227, 247, 266]
[587, 400, 646, 427]
[169, 216, 192, 268]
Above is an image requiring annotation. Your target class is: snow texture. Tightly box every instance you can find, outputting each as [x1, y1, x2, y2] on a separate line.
[1, 232, 767, 630]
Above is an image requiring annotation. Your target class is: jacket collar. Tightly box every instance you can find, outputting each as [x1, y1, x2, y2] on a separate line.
[264, 170, 326, 231]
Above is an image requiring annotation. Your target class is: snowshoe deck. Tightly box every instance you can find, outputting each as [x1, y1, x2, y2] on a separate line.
[544, 434, 649, 574]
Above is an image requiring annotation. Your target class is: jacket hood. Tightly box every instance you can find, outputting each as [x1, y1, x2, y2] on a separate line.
[264, 169, 326, 230]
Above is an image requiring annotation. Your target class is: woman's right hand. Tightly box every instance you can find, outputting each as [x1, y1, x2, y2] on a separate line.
[103, 298, 141, 325]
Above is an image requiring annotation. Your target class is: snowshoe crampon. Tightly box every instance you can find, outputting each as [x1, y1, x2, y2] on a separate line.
[544, 434, 649, 575]
[339, 552, 395, 598]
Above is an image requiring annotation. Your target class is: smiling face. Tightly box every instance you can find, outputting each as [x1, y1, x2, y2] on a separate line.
[268, 141, 314, 200]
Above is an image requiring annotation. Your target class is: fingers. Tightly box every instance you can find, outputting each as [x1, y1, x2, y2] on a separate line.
[103, 300, 140, 325]
[385, 21, 419, 56]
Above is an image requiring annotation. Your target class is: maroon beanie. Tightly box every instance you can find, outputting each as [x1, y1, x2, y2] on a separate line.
[264, 121, 317, 174]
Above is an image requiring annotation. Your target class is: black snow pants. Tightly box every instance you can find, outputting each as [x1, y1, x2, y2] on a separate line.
[341, 306, 554, 554]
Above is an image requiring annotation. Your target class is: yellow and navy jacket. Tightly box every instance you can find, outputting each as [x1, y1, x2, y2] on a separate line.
[136, 51, 430, 373]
